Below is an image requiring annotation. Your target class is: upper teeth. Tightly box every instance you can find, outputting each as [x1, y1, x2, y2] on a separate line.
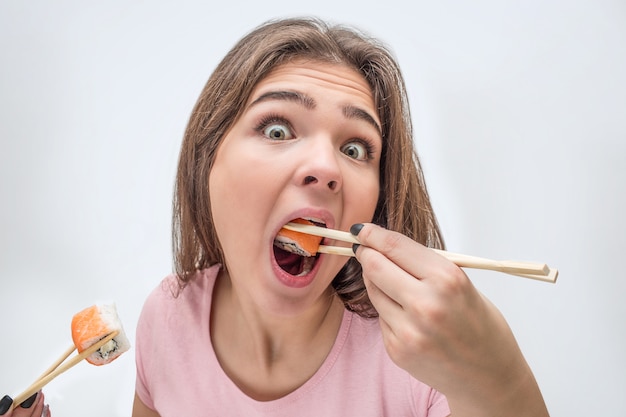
[302, 217, 326, 227]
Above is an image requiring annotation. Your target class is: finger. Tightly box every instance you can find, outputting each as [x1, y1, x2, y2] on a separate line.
[355, 243, 422, 308]
[364, 271, 437, 359]
[27, 392, 44, 417]
[376, 312, 399, 352]
[362, 271, 404, 321]
[9, 392, 44, 417]
[354, 223, 458, 283]
[18, 392, 37, 409]
[0, 395, 13, 416]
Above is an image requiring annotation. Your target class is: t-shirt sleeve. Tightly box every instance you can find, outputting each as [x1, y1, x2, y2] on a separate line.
[410, 376, 451, 417]
[134, 281, 166, 410]
[427, 389, 450, 416]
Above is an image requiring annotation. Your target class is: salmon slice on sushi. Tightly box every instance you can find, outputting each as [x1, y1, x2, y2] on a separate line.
[71, 303, 131, 366]
[274, 218, 324, 257]
[273, 218, 325, 276]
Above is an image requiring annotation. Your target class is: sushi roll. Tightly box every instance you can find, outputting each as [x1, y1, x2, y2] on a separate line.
[71, 304, 131, 366]
[274, 218, 324, 256]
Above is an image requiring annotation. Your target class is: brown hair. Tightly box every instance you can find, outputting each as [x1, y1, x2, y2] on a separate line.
[172, 17, 444, 317]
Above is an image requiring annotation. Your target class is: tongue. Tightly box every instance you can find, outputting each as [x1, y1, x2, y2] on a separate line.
[274, 247, 304, 275]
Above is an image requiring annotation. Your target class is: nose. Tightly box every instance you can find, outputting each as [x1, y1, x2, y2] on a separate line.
[298, 141, 342, 193]
[303, 175, 339, 191]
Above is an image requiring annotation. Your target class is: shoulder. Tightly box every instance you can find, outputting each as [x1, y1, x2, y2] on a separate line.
[137, 265, 220, 333]
[134, 265, 221, 413]
[339, 311, 450, 416]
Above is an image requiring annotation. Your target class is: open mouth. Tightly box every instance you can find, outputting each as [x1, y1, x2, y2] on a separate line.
[273, 218, 326, 276]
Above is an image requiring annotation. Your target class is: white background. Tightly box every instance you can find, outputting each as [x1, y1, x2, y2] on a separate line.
[1, 1, 624, 416]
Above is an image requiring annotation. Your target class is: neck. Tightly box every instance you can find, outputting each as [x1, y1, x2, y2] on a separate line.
[210, 271, 345, 400]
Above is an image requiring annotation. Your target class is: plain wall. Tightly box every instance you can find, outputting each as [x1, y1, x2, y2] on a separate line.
[1, 1, 624, 415]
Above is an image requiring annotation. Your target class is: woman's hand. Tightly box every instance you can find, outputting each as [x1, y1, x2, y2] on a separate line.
[0, 392, 50, 417]
[351, 223, 549, 417]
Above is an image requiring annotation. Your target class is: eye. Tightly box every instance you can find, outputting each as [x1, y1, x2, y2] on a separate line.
[341, 140, 373, 161]
[262, 122, 293, 141]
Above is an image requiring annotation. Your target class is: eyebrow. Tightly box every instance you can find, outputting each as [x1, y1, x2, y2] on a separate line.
[342, 105, 381, 136]
[249, 90, 315, 110]
[249, 90, 382, 135]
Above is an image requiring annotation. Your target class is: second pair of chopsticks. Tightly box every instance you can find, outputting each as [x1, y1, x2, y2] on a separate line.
[283, 222, 558, 283]
[10, 331, 119, 410]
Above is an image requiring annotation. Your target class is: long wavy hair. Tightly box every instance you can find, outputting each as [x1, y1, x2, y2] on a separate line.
[172, 17, 444, 318]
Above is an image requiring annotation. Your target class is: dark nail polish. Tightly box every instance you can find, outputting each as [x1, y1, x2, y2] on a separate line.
[20, 392, 37, 408]
[352, 243, 360, 254]
[350, 223, 364, 236]
[0, 395, 13, 415]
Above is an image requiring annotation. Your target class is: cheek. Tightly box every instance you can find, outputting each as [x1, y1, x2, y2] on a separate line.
[209, 148, 285, 240]
[210, 142, 264, 209]
[209, 151, 252, 237]
[346, 171, 380, 219]
[209, 166, 262, 264]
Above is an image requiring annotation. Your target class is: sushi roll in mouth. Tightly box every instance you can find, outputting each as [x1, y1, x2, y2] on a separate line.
[71, 304, 131, 366]
[273, 218, 325, 276]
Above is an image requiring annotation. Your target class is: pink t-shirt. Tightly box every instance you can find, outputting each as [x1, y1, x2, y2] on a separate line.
[135, 265, 450, 416]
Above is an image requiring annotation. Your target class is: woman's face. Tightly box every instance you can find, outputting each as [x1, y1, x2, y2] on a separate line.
[209, 60, 382, 314]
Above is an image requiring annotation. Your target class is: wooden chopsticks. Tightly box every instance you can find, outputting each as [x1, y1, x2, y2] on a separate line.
[11, 331, 119, 410]
[283, 222, 558, 283]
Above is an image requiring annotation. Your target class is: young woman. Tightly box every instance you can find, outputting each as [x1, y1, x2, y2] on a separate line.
[131, 17, 549, 416]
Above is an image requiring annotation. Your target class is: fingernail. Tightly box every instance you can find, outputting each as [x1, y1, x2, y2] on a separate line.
[0, 395, 13, 415]
[350, 223, 364, 236]
[352, 243, 360, 254]
[43, 404, 50, 417]
[20, 391, 38, 408]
